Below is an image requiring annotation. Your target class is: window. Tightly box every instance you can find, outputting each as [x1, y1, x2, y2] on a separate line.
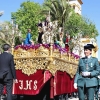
[73, 5, 75, 9]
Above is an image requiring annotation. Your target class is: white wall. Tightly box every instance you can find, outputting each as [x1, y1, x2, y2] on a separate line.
[69, 0, 82, 15]
[72, 38, 98, 58]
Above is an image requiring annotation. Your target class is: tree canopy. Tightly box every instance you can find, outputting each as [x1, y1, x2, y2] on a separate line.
[0, 0, 98, 47]
[11, 1, 44, 41]
[0, 21, 22, 52]
[43, 0, 98, 38]
[42, 0, 71, 28]
[64, 11, 98, 38]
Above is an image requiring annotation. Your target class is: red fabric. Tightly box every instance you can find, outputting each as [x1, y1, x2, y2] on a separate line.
[12, 70, 52, 95]
[53, 71, 77, 96]
[65, 37, 70, 51]
[66, 37, 69, 43]
[3, 70, 77, 96]
[3, 86, 6, 94]
[50, 77, 54, 98]
[54, 71, 64, 95]
[64, 72, 77, 93]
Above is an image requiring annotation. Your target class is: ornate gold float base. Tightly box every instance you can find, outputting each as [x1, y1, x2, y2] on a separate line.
[14, 45, 79, 78]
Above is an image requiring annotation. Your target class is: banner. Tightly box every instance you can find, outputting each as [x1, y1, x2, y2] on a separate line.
[13, 70, 52, 95]
[11, 70, 77, 97]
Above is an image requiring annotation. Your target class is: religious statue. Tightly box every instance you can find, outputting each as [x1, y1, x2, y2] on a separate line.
[55, 28, 65, 48]
[64, 32, 71, 51]
[23, 29, 34, 45]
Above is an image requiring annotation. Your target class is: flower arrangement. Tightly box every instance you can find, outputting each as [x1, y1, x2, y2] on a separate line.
[14, 44, 80, 59]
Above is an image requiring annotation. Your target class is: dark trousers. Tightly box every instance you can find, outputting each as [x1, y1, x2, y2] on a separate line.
[0, 79, 13, 100]
[78, 86, 96, 100]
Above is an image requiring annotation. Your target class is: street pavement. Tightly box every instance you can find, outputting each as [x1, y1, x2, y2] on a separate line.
[1, 94, 100, 100]
[1, 96, 79, 100]
[68, 98, 79, 100]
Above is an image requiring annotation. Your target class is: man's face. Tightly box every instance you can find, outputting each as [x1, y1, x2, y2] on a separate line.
[84, 49, 92, 57]
[66, 33, 68, 37]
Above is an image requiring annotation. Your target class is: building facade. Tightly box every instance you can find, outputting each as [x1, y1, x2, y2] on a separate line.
[68, 0, 98, 58]
[69, 0, 83, 15]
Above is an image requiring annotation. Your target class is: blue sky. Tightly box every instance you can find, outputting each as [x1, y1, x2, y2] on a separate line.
[82, 0, 100, 60]
[0, 0, 100, 60]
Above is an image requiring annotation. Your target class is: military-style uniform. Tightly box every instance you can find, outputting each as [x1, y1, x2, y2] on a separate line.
[74, 44, 100, 100]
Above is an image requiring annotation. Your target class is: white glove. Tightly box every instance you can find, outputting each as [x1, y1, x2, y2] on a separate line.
[74, 83, 77, 89]
[82, 72, 91, 76]
[98, 75, 100, 79]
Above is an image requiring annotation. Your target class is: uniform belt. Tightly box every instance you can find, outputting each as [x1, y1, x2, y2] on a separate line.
[82, 76, 91, 78]
[80, 72, 91, 78]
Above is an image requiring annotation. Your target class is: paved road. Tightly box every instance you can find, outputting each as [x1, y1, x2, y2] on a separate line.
[1, 95, 100, 100]
[68, 98, 79, 100]
[1, 95, 79, 100]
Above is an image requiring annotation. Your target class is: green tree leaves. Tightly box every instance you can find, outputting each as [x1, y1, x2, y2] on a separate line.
[43, 0, 71, 28]
[65, 11, 98, 38]
[11, 1, 44, 41]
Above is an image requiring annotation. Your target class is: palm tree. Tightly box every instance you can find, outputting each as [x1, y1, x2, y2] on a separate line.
[0, 22, 22, 51]
[42, 0, 71, 31]
[0, 22, 11, 44]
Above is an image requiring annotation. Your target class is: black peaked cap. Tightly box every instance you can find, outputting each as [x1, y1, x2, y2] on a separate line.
[84, 44, 95, 50]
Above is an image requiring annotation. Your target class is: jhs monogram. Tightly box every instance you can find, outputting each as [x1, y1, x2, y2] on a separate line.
[16, 80, 38, 90]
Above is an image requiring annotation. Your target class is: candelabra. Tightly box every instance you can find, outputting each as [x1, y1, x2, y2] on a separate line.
[5, 18, 21, 54]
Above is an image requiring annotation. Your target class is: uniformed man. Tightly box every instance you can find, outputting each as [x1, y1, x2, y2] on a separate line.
[74, 44, 100, 100]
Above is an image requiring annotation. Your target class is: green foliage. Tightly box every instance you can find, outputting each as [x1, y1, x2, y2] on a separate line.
[11, 0, 98, 42]
[15, 36, 23, 46]
[11, 1, 44, 41]
[42, 0, 71, 28]
[65, 11, 98, 38]
[0, 22, 13, 45]
[0, 22, 22, 50]
[81, 17, 98, 38]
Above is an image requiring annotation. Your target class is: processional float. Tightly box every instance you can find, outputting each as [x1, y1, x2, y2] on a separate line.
[11, 15, 99, 99]
[12, 16, 100, 99]
[13, 43, 79, 97]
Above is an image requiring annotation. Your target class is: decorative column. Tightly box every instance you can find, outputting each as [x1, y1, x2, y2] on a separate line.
[11, 43, 15, 55]
[50, 43, 53, 57]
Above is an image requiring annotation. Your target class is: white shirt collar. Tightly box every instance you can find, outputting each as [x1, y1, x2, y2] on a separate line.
[4, 51, 9, 53]
[86, 55, 92, 59]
